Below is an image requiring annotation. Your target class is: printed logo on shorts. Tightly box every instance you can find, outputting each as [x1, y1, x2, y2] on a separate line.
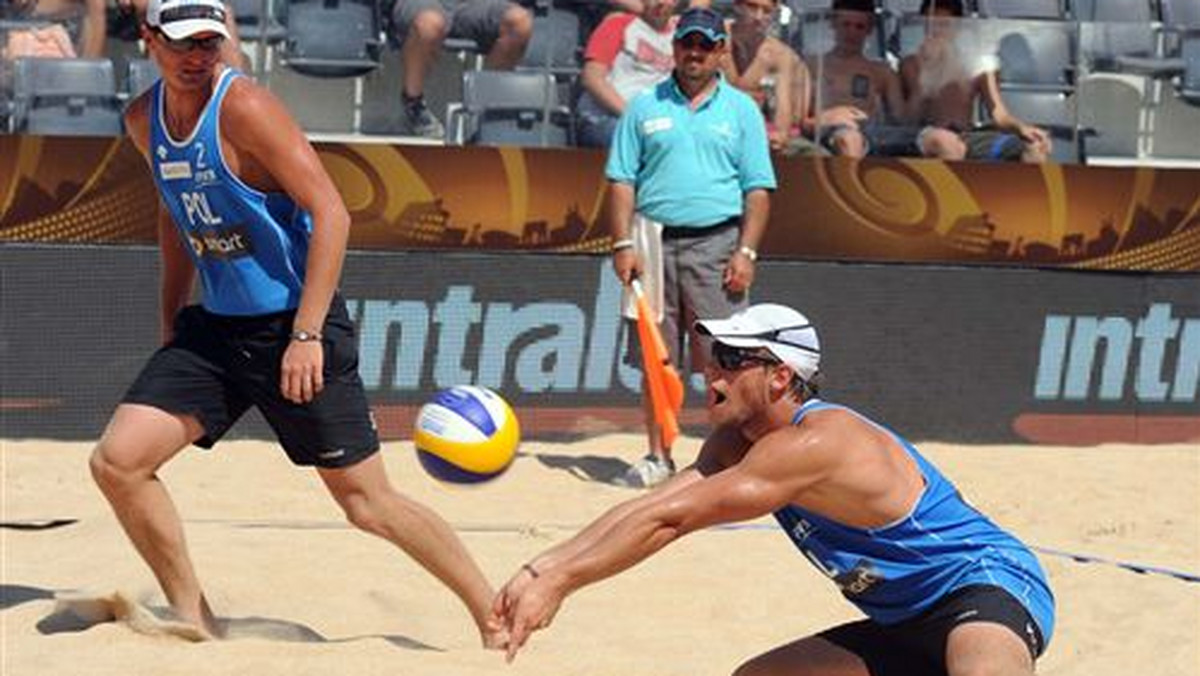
[319, 449, 347, 460]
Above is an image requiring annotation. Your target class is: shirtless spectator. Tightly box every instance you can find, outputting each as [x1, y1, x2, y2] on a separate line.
[899, 0, 1051, 162]
[2, 0, 106, 59]
[576, 0, 678, 148]
[721, 0, 812, 153]
[803, 0, 910, 157]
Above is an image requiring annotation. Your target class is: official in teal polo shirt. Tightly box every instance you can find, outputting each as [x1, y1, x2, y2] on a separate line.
[606, 6, 777, 488]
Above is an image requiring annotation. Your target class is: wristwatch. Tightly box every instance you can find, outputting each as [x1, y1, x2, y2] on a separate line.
[737, 245, 759, 262]
[290, 329, 322, 343]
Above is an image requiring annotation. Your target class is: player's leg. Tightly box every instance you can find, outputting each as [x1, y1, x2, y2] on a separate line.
[316, 455, 503, 647]
[945, 622, 1036, 676]
[89, 403, 217, 636]
[733, 635, 872, 676]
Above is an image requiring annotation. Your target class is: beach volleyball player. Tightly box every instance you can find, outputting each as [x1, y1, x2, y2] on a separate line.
[88, 0, 504, 645]
[494, 304, 1054, 675]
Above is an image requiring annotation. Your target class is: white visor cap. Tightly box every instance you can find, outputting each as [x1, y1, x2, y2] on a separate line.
[147, 0, 231, 40]
[696, 303, 821, 381]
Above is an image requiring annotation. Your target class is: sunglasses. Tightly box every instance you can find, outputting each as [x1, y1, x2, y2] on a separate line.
[711, 342, 780, 371]
[155, 29, 224, 53]
[676, 34, 721, 52]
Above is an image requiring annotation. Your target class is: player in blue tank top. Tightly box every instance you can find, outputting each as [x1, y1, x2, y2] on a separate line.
[492, 303, 1054, 675]
[90, 0, 504, 647]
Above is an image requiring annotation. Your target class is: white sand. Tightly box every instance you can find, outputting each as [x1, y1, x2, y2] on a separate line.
[3, 436, 1198, 676]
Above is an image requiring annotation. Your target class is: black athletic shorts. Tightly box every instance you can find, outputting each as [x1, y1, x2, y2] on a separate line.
[819, 584, 1045, 676]
[122, 295, 379, 468]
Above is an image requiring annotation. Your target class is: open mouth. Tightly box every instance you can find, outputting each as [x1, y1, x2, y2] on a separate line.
[711, 388, 728, 406]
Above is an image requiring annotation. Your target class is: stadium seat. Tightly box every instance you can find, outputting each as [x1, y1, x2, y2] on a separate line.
[446, 70, 571, 147]
[1076, 73, 1144, 156]
[992, 88, 1086, 161]
[1074, 0, 1158, 72]
[1180, 34, 1200, 104]
[280, 0, 384, 78]
[993, 19, 1077, 90]
[975, 0, 1065, 19]
[10, 57, 122, 136]
[232, 0, 287, 43]
[519, 1, 583, 75]
[1159, 0, 1200, 29]
[125, 58, 162, 100]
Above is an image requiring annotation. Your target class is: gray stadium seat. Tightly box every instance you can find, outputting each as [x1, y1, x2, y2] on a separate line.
[232, 0, 288, 43]
[519, 3, 583, 75]
[447, 70, 571, 147]
[11, 57, 122, 136]
[993, 19, 1077, 90]
[280, 0, 383, 78]
[125, 58, 162, 100]
[1181, 34, 1200, 104]
[975, 0, 1065, 19]
[1159, 0, 1200, 29]
[1074, 0, 1158, 72]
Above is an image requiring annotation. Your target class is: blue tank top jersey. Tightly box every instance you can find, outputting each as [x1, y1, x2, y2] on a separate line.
[773, 399, 1055, 644]
[149, 68, 312, 316]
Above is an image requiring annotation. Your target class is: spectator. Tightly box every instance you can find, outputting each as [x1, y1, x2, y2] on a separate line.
[722, 0, 814, 154]
[2, 0, 106, 59]
[389, 0, 533, 138]
[804, 0, 911, 157]
[899, 0, 1051, 162]
[575, 0, 678, 148]
[607, 7, 775, 488]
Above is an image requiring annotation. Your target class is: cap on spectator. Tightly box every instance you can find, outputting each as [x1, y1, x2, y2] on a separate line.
[147, 0, 230, 40]
[674, 7, 728, 43]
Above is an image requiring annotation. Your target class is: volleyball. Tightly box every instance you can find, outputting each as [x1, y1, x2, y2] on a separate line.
[413, 385, 520, 484]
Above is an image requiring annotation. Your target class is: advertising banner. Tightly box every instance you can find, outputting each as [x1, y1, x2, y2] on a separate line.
[2, 135, 1198, 271]
[2, 246, 1196, 444]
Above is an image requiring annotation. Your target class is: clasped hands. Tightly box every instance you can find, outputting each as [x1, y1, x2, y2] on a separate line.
[488, 562, 567, 663]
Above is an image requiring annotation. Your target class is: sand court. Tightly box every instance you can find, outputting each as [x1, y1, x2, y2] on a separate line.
[3, 435, 1198, 676]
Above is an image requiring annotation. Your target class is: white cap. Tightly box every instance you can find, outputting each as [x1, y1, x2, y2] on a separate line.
[147, 0, 230, 40]
[696, 304, 821, 381]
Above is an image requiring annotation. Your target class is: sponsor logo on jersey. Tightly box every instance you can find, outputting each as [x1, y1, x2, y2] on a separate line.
[187, 225, 254, 260]
[159, 160, 193, 180]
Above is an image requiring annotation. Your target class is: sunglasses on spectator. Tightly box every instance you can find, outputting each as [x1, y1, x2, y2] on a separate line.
[155, 29, 224, 53]
[676, 34, 721, 52]
[711, 342, 781, 371]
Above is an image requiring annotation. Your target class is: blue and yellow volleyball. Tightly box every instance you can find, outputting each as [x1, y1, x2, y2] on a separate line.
[413, 386, 520, 484]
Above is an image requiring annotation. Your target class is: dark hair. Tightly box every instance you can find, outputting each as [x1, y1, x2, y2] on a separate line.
[788, 371, 821, 402]
[832, 0, 876, 13]
[919, 0, 965, 16]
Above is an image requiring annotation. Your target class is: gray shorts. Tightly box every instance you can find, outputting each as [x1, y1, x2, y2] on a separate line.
[626, 221, 748, 374]
[391, 0, 512, 52]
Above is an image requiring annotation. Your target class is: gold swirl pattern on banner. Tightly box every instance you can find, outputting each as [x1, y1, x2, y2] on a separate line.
[316, 143, 433, 227]
[814, 157, 982, 239]
[499, 147, 529, 234]
[1039, 162, 1068, 246]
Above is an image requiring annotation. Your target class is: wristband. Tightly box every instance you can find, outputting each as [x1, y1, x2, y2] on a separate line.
[290, 329, 323, 342]
[521, 562, 540, 578]
[737, 245, 758, 262]
[611, 238, 635, 253]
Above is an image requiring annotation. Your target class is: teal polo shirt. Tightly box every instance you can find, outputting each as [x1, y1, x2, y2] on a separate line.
[605, 74, 777, 228]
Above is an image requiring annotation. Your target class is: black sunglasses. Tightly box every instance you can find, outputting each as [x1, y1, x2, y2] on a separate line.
[711, 342, 780, 371]
[155, 29, 224, 53]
